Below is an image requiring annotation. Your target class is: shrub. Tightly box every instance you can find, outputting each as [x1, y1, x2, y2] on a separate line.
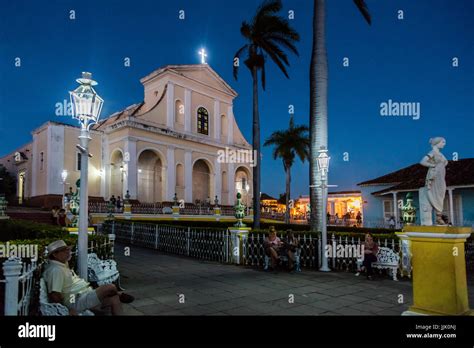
[0, 220, 66, 242]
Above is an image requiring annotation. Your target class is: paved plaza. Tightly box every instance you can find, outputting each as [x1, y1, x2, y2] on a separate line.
[115, 244, 474, 316]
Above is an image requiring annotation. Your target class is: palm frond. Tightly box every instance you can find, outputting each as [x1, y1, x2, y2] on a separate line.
[256, 0, 282, 19]
[353, 0, 372, 25]
[233, 44, 249, 80]
[258, 40, 289, 78]
[267, 36, 299, 56]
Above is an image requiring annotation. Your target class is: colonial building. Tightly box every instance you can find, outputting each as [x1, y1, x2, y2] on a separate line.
[358, 159, 474, 228]
[0, 64, 254, 208]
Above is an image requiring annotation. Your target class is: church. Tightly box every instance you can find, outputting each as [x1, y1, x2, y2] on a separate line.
[0, 64, 254, 208]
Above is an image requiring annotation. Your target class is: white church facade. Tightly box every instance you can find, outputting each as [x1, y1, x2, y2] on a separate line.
[0, 64, 254, 208]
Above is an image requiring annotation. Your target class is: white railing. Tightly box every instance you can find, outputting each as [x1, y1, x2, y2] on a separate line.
[2, 258, 39, 316]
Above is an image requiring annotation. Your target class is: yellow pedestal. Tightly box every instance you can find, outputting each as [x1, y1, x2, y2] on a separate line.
[65, 227, 95, 235]
[397, 226, 473, 316]
[123, 204, 132, 214]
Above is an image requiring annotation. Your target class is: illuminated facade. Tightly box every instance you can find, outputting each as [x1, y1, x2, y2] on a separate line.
[0, 64, 253, 208]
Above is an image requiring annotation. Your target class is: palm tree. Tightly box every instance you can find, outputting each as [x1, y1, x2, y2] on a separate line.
[233, 0, 300, 229]
[264, 116, 310, 224]
[309, 0, 371, 233]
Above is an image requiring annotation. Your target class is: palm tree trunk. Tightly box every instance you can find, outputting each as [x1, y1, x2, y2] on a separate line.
[252, 66, 261, 229]
[285, 165, 291, 224]
[310, 0, 328, 233]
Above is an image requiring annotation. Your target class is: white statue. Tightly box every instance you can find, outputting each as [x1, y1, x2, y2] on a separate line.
[419, 137, 448, 225]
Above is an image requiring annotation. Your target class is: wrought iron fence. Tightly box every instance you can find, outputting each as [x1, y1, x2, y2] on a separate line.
[111, 221, 231, 263]
[89, 202, 236, 216]
[243, 232, 319, 269]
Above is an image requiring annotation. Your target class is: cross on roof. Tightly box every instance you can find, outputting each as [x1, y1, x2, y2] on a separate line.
[199, 48, 207, 64]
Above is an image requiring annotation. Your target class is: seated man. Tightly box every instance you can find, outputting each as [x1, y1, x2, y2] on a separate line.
[42, 240, 134, 316]
[263, 226, 283, 271]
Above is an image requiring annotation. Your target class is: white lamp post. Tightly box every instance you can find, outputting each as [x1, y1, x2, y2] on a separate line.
[310, 147, 337, 272]
[61, 169, 68, 209]
[69, 72, 104, 279]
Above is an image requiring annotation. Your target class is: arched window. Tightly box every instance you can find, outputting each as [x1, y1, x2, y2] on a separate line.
[197, 107, 209, 135]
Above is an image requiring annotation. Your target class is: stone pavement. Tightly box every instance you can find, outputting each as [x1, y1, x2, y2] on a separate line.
[115, 244, 474, 316]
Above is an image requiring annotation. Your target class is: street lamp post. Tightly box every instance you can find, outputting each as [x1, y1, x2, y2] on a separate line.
[310, 147, 337, 272]
[61, 169, 68, 209]
[69, 72, 104, 280]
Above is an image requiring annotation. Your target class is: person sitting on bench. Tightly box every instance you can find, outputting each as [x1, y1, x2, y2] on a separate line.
[42, 240, 134, 316]
[263, 226, 283, 271]
[355, 233, 379, 280]
[281, 230, 299, 272]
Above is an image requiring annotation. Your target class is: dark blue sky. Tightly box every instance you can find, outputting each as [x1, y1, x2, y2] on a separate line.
[1, 0, 473, 198]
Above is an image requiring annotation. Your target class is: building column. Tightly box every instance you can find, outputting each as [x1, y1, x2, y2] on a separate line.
[31, 134, 38, 196]
[100, 135, 109, 199]
[448, 188, 455, 225]
[47, 125, 65, 195]
[227, 105, 234, 145]
[166, 147, 176, 201]
[214, 100, 220, 141]
[392, 192, 399, 228]
[184, 151, 193, 203]
[214, 157, 222, 203]
[166, 81, 174, 128]
[228, 162, 235, 205]
[124, 138, 137, 199]
[184, 89, 192, 133]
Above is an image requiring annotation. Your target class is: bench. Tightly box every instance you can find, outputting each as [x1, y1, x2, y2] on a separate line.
[40, 253, 121, 316]
[87, 253, 121, 287]
[264, 249, 301, 272]
[39, 278, 94, 316]
[357, 247, 400, 281]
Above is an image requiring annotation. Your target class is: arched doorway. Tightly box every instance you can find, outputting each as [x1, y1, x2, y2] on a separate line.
[110, 150, 124, 198]
[137, 150, 163, 203]
[235, 167, 251, 208]
[192, 159, 211, 203]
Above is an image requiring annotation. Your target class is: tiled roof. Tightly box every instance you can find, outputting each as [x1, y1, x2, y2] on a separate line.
[358, 158, 474, 195]
[261, 193, 277, 201]
[93, 103, 143, 130]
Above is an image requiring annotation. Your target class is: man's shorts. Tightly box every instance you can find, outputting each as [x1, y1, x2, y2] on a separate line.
[71, 289, 101, 312]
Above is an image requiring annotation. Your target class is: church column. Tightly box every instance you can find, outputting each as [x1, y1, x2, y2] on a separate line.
[214, 157, 222, 203]
[124, 138, 137, 199]
[214, 100, 220, 141]
[448, 188, 455, 225]
[184, 89, 192, 133]
[166, 146, 176, 201]
[166, 81, 174, 128]
[227, 105, 234, 145]
[100, 135, 109, 199]
[228, 162, 235, 205]
[392, 192, 398, 228]
[184, 150, 193, 202]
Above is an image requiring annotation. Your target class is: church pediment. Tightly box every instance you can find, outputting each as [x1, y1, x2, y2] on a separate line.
[141, 64, 237, 98]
